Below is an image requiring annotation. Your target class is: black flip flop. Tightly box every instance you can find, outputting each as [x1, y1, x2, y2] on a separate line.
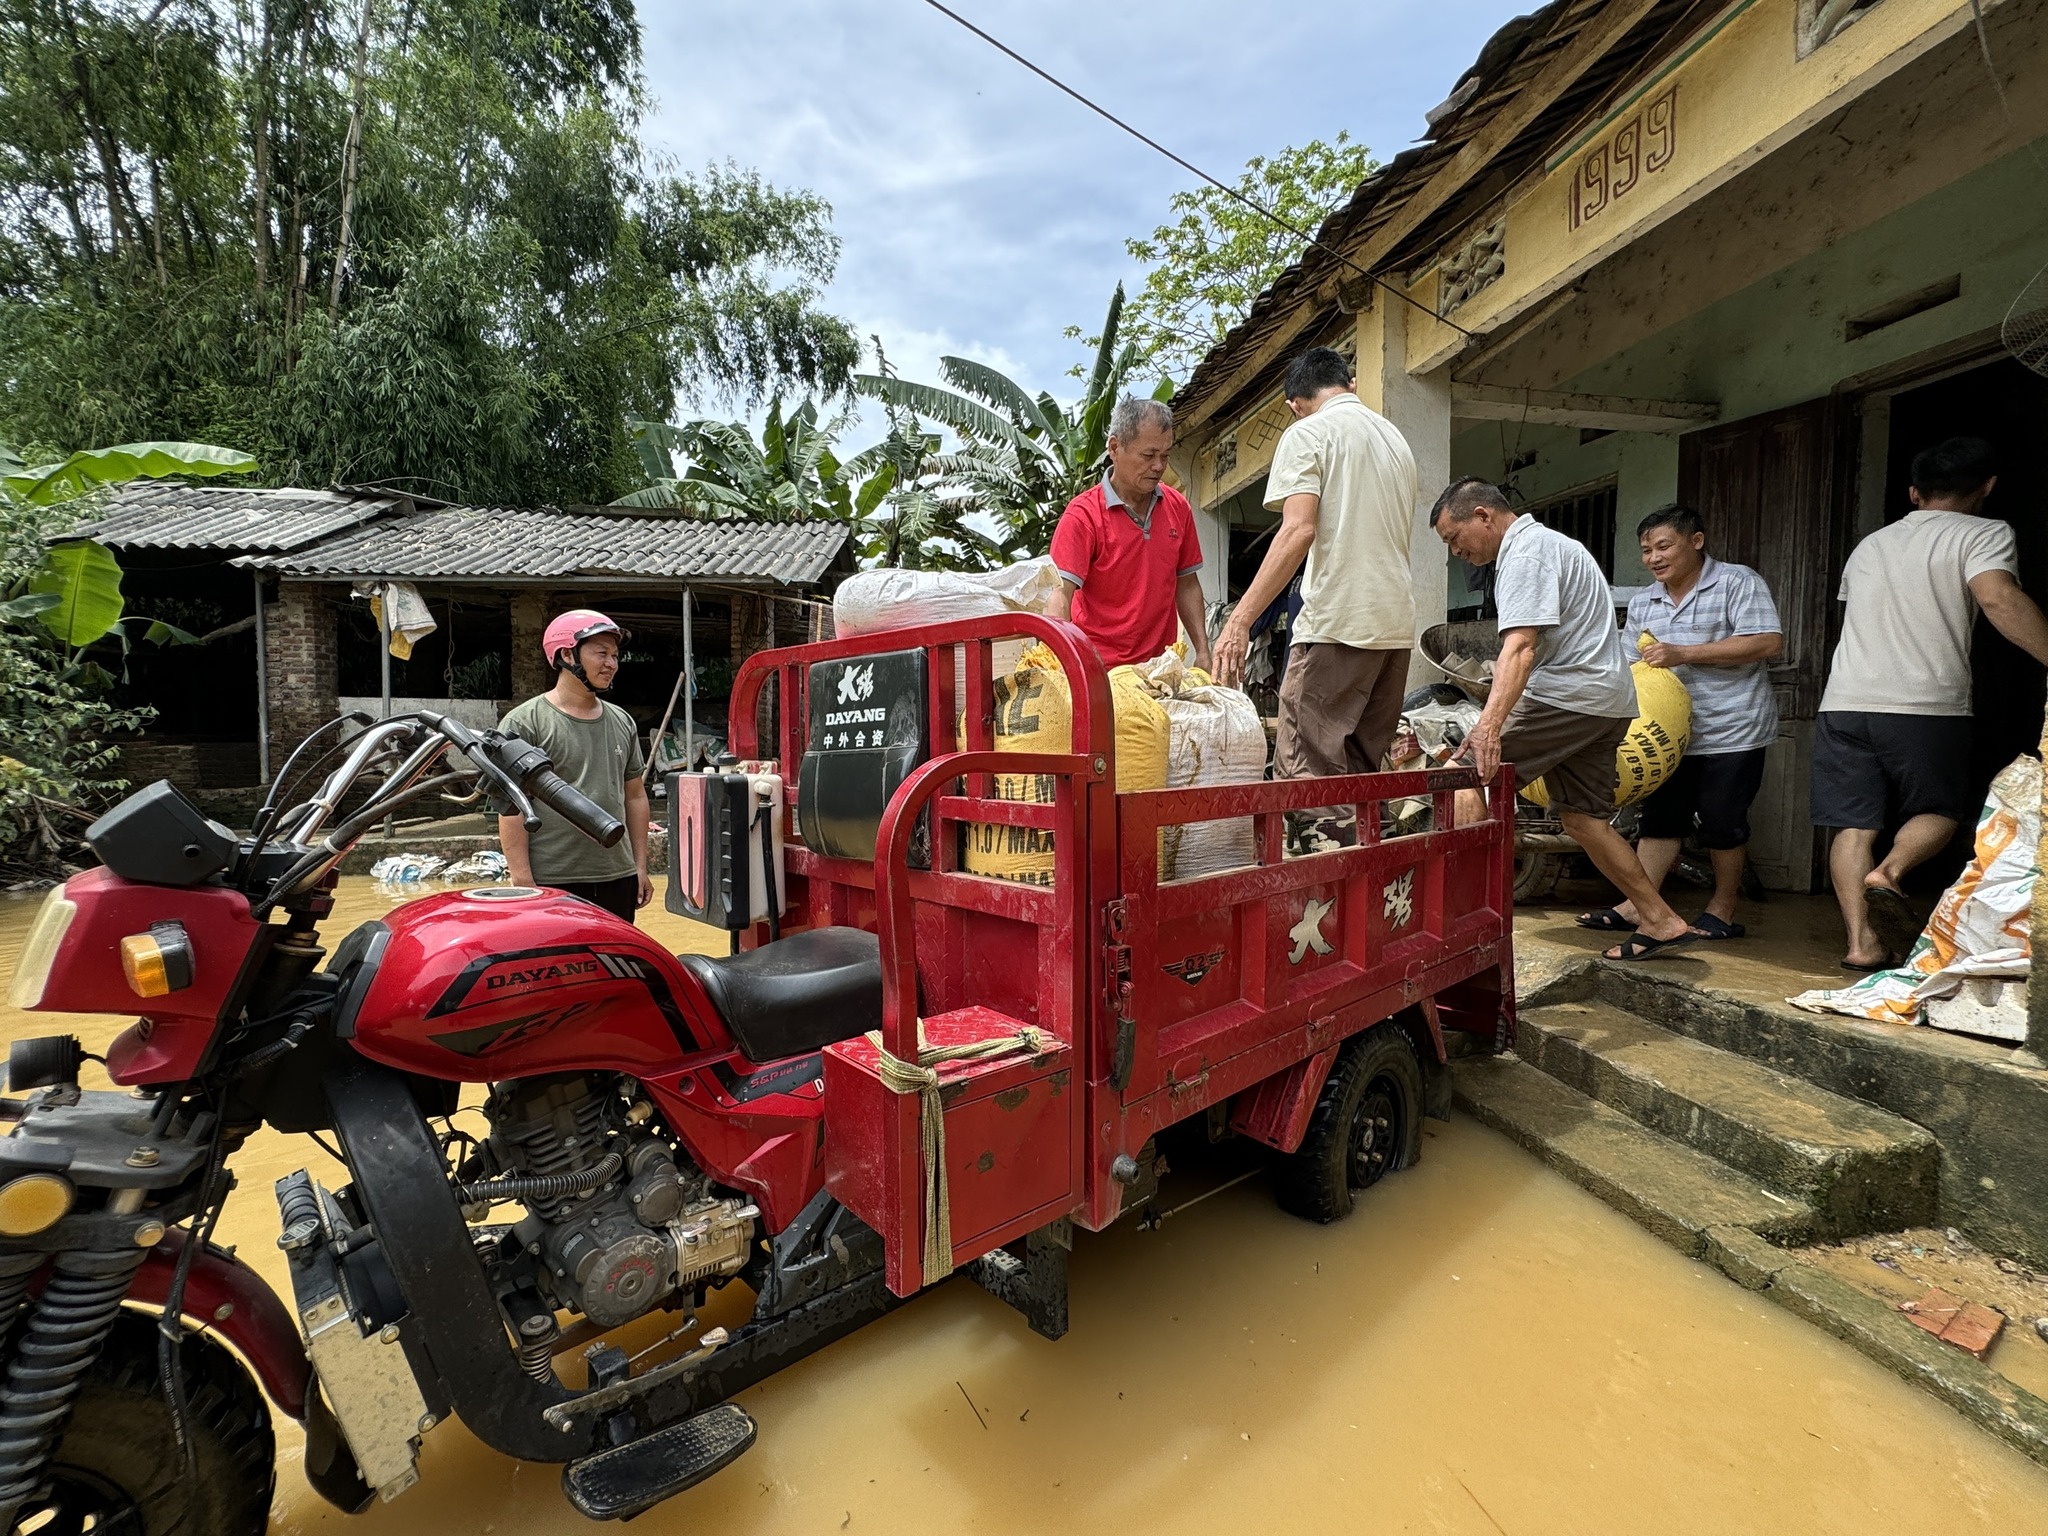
[1689, 913, 1746, 941]
[1839, 955, 1897, 973]
[1863, 884, 1921, 958]
[1605, 930, 1698, 962]
[1574, 907, 1633, 932]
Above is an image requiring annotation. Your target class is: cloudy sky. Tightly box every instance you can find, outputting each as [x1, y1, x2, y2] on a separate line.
[641, 0, 1530, 408]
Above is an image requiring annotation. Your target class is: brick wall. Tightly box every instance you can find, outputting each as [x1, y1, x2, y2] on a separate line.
[509, 591, 554, 702]
[264, 582, 339, 768]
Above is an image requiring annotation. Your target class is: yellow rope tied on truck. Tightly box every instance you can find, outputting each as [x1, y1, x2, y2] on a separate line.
[863, 1023, 1055, 1282]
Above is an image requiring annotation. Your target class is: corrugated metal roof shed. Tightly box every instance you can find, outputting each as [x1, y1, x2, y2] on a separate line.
[232, 503, 847, 586]
[70, 485, 401, 552]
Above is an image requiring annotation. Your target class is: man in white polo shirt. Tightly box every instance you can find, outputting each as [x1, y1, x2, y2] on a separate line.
[1214, 345, 1417, 851]
[1815, 437, 2048, 968]
[1433, 478, 1696, 960]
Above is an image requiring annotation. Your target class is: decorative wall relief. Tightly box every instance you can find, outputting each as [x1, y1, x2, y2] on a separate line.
[1799, 0, 1884, 56]
[1567, 84, 1679, 232]
[1438, 218, 1506, 312]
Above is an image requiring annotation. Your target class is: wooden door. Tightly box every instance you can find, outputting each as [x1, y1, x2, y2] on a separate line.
[1678, 398, 1843, 721]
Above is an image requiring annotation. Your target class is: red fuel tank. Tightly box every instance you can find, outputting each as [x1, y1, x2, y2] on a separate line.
[347, 888, 727, 1081]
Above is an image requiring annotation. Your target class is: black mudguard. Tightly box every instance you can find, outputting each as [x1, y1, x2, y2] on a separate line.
[325, 1053, 594, 1463]
[323, 1052, 906, 1466]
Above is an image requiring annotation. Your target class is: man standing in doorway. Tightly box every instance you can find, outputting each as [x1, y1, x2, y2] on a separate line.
[1577, 505, 1783, 940]
[1432, 479, 1696, 960]
[1814, 437, 2048, 967]
[499, 609, 652, 923]
[1214, 346, 1418, 851]
[1049, 397, 1211, 673]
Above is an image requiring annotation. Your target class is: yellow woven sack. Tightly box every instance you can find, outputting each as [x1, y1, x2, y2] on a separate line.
[963, 644, 1168, 884]
[1522, 636, 1691, 811]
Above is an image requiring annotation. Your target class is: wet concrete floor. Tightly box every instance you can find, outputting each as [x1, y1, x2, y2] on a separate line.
[5, 878, 2048, 1533]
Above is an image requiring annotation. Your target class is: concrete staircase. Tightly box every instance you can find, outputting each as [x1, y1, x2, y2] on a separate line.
[1450, 955, 2048, 1467]
[1465, 1000, 1941, 1247]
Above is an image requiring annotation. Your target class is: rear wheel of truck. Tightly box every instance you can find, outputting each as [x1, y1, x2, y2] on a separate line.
[10, 1309, 276, 1536]
[1274, 1027, 1424, 1224]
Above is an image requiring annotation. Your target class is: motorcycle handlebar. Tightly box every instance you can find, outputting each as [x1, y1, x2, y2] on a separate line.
[526, 767, 626, 848]
[424, 714, 624, 848]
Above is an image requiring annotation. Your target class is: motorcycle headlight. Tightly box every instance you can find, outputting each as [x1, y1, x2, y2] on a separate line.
[6, 890, 77, 1010]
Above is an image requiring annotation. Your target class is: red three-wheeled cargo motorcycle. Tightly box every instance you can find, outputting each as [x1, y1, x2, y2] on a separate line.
[0, 613, 1515, 1529]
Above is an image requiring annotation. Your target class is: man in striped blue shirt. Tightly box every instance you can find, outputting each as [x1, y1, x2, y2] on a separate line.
[1581, 506, 1783, 940]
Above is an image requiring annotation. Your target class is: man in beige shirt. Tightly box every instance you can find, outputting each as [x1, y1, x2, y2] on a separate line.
[1215, 345, 1418, 849]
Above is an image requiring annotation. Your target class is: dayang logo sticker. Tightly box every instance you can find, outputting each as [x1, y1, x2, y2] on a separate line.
[427, 946, 636, 1017]
[484, 956, 604, 995]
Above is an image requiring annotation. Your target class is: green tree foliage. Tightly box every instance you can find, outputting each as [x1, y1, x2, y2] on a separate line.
[0, 0, 858, 506]
[0, 440, 251, 878]
[860, 286, 1168, 564]
[1104, 134, 1376, 384]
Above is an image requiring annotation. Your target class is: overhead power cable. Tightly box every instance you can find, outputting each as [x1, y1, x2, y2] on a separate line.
[913, 0, 1479, 345]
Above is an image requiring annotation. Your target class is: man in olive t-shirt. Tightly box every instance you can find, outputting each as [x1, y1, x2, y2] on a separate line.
[498, 609, 651, 923]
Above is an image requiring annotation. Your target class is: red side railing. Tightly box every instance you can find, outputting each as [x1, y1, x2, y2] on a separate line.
[728, 613, 1124, 1058]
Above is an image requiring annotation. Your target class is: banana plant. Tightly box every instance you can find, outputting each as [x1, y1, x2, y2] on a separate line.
[853, 285, 1173, 559]
[5, 441, 257, 507]
[2, 440, 246, 661]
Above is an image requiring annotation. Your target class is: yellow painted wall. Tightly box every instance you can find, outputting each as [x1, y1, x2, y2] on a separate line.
[1402, 0, 1990, 371]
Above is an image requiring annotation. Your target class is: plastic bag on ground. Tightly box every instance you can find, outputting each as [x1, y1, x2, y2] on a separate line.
[963, 643, 1168, 885]
[442, 850, 510, 882]
[1129, 650, 1268, 881]
[1789, 754, 2038, 1040]
[370, 853, 447, 885]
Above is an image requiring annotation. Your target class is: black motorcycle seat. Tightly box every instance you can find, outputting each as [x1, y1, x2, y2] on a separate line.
[678, 927, 884, 1064]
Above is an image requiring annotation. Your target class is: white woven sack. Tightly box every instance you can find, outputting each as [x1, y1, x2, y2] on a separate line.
[832, 556, 1062, 635]
[1132, 651, 1267, 880]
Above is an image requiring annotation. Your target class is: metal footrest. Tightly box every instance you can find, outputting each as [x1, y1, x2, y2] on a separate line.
[561, 1404, 757, 1521]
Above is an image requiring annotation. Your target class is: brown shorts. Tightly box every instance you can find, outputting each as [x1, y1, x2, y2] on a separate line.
[1276, 644, 1412, 777]
[1499, 698, 1629, 816]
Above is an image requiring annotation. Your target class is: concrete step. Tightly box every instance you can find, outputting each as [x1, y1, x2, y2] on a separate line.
[1517, 1002, 1939, 1237]
[1450, 1054, 1817, 1255]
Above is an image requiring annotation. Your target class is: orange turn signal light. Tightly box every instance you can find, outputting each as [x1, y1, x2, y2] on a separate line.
[120, 922, 193, 999]
[0, 1173, 73, 1237]
[0, 1179, 72, 1236]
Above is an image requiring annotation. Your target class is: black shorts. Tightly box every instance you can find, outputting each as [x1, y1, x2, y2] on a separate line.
[550, 873, 640, 923]
[1810, 712, 1977, 830]
[1638, 748, 1768, 850]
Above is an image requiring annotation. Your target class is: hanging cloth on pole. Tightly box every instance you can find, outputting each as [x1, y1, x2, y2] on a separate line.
[351, 580, 438, 660]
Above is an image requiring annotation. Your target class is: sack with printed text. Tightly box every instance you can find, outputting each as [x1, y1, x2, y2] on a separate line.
[962, 644, 1168, 885]
[1790, 755, 2037, 1039]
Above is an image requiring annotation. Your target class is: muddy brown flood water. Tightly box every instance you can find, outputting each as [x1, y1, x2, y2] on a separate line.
[4, 876, 2048, 1535]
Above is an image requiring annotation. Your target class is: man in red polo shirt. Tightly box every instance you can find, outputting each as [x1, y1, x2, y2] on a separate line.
[1049, 397, 1211, 673]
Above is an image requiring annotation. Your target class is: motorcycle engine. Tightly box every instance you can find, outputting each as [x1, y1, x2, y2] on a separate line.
[472, 1076, 757, 1329]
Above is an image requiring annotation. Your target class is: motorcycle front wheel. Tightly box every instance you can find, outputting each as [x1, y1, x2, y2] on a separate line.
[12, 1310, 275, 1536]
